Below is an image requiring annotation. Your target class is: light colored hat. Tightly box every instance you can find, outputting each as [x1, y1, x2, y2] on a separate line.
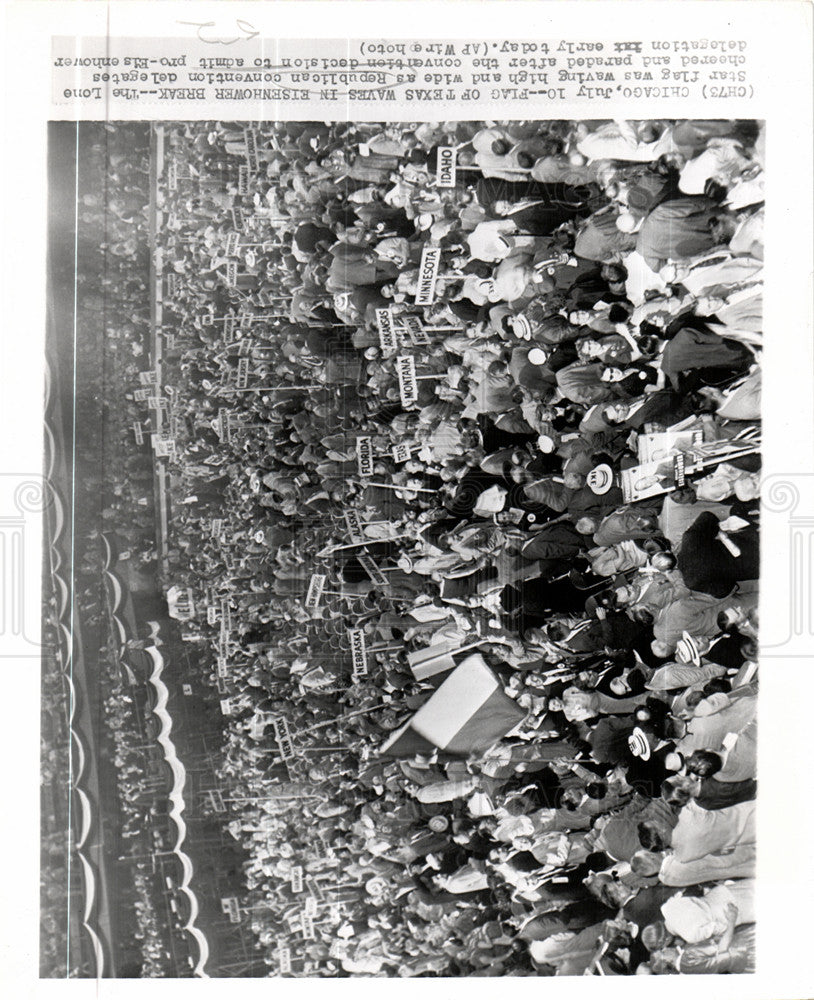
[675, 632, 702, 666]
[512, 315, 534, 341]
[586, 464, 614, 495]
[627, 727, 651, 761]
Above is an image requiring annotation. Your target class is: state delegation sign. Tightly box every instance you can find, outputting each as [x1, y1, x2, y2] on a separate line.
[436, 146, 457, 188]
[348, 628, 369, 677]
[396, 355, 418, 407]
[304, 573, 325, 611]
[414, 246, 441, 305]
[376, 307, 398, 353]
[356, 436, 374, 477]
[343, 509, 365, 542]
[272, 716, 296, 760]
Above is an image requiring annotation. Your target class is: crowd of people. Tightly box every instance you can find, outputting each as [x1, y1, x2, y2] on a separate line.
[109, 117, 764, 976]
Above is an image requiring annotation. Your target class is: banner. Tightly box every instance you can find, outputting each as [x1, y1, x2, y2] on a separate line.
[304, 573, 326, 611]
[278, 947, 292, 975]
[414, 246, 441, 305]
[355, 436, 374, 477]
[206, 606, 218, 626]
[139, 371, 158, 386]
[622, 436, 761, 503]
[231, 206, 245, 230]
[236, 357, 250, 389]
[225, 261, 238, 286]
[376, 307, 398, 353]
[210, 518, 224, 536]
[305, 895, 318, 917]
[348, 628, 368, 677]
[301, 914, 316, 941]
[167, 158, 178, 191]
[132, 422, 144, 445]
[237, 165, 249, 195]
[358, 554, 388, 587]
[396, 355, 418, 407]
[290, 866, 304, 894]
[436, 146, 457, 188]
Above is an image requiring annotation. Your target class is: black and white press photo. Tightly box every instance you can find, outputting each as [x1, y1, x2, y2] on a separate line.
[42, 115, 767, 979]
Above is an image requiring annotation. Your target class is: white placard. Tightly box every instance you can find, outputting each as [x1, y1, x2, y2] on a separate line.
[396, 355, 418, 407]
[436, 145, 457, 187]
[376, 307, 398, 352]
[272, 716, 296, 760]
[304, 573, 326, 611]
[401, 313, 430, 346]
[348, 628, 368, 677]
[414, 246, 441, 305]
[343, 509, 365, 542]
[244, 127, 260, 173]
[225, 231, 240, 257]
[356, 436, 374, 477]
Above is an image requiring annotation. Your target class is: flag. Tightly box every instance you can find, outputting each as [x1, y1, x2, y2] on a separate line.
[377, 718, 438, 758]
[406, 641, 459, 681]
[379, 654, 526, 757]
